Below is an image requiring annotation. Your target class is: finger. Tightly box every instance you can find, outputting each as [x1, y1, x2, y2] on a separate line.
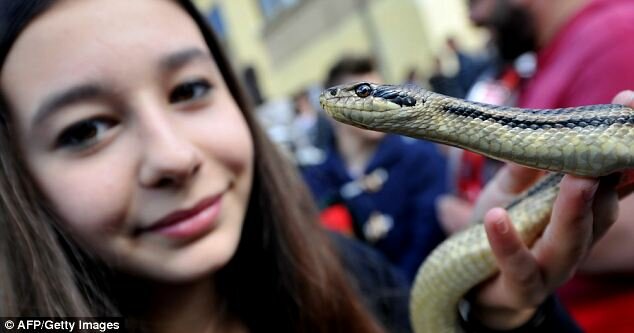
[612, 90, 634, 106]
[498, 163, 545, 194]
[590, 176, 620, 243]
[471, 165, 543, 222]
[533, 175, 599, 284]
[480, 208, 545, 307]
[437, 195, 474, 234]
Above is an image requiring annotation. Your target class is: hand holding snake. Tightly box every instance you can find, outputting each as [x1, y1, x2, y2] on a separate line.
[320, 83, 629, 332]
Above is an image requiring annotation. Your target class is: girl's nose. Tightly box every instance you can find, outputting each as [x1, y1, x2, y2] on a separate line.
[138, 123, 202, 189]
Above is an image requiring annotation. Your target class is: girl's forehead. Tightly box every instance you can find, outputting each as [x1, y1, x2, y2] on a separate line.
[7, 0, 204, 67]
[13, 0, 197, 46]
[1, 0, 210, 114]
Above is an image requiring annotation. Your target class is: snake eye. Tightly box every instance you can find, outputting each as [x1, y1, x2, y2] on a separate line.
[355, 83, 373, 98]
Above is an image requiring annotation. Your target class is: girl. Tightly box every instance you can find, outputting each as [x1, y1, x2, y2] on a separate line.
[0, 0, 620, 332]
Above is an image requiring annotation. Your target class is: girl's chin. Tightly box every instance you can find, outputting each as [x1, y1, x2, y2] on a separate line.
[118, 262, 223, 285]
[120, 250, 237, 284]
[95, 220, 244, 283]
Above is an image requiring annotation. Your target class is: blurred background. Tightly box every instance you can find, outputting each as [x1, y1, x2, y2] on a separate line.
[193, 0, 484, 101]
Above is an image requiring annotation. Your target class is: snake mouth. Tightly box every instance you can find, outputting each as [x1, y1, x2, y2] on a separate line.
[319, 97, 377, 128]
[321, 101, 419, 136]
[332, 108, 373, 128]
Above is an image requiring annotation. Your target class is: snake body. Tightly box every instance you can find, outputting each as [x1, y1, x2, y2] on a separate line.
[319, 82, 634, 333]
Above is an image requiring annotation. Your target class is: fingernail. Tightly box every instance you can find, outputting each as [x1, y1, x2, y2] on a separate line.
[495, 215, 509, 234]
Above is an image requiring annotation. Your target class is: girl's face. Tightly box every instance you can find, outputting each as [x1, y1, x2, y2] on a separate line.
[1, 0, 254, 282]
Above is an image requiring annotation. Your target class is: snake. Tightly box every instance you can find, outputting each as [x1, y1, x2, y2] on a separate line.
[318, 82, 634, 333]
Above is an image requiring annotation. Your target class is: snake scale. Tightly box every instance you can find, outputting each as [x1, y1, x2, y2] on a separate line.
[319, 82, 634, 333]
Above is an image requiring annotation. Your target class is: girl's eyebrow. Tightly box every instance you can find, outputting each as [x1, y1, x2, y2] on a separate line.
[160, 47, 211, 72]
[33, 83, 108, 127]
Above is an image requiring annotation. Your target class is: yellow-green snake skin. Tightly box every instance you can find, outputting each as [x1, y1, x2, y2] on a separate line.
[319, 82, 634, 333]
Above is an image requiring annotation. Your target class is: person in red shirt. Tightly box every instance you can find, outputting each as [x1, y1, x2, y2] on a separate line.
[469, 0, 634, 331]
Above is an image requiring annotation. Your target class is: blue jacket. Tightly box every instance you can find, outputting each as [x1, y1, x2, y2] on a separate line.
[302, 134, 449, 280]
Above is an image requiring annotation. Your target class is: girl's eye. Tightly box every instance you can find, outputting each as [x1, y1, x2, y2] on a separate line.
[169, 79, 212, 104]
[56, 117, 117, 149]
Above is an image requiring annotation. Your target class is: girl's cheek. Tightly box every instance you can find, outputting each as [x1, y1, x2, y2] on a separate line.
[210, 104, 254, 172]
[213, 128, 253, 176]
[34, 158, 133, 235]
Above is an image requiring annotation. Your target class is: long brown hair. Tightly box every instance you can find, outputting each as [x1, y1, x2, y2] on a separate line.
[0, 1, 385, 332]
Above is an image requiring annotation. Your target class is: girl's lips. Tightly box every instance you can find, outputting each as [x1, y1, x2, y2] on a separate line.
[142, 194, 223, 239]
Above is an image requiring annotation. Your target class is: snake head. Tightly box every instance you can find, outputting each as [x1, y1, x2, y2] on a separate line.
[319, 82, 424, 131]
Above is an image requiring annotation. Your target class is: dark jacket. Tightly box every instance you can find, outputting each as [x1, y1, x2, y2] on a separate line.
[303, 135, 449, 280]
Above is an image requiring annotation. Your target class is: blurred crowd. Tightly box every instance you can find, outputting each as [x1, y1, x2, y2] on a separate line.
[254, 0, 634, 332]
